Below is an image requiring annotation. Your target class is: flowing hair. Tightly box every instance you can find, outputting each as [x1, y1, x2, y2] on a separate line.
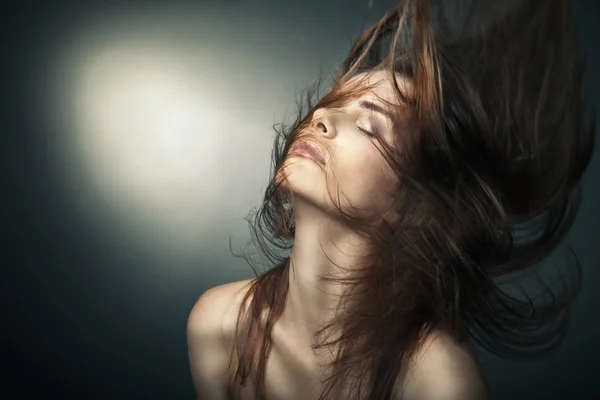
[227, 0, 595, 398]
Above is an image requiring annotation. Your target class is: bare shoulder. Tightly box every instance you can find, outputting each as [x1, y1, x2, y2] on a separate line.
[399, 331, 489, 400]
[187, 279, 254, 399]
[187, 279, 254, 342]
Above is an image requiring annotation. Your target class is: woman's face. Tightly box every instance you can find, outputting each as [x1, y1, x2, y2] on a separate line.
[277, 70, 411, 221]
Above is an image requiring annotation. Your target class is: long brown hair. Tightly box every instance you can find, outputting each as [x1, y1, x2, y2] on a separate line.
[227, 0, 595, 398]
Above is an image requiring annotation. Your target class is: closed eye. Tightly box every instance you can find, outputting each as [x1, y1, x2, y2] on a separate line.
[357, 125, 376, 138]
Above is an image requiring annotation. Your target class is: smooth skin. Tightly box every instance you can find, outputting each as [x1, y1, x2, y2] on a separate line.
[187, 280, 489, 399]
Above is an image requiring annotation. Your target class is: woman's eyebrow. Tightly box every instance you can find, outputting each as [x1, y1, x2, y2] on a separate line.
[359, 100, 391, 119]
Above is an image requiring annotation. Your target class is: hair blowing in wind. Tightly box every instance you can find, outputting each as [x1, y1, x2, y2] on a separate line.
[227, 0, 595, 398]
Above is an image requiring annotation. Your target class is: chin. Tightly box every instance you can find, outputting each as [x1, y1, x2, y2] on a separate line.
[280, 174, 332, 208]
[277, 155, 322, 182]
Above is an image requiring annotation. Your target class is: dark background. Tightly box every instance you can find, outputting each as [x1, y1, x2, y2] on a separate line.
[3, 0, 599, 399]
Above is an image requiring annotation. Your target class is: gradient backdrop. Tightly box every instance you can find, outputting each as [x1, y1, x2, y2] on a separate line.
[4, 0, 599, 399]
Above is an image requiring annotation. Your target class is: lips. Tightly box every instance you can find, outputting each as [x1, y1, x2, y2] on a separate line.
[291, 140, 326, 166]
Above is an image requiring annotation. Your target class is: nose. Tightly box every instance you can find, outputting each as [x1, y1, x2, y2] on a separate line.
[314, 121, 327, 133]
[311, 109, 335, 137]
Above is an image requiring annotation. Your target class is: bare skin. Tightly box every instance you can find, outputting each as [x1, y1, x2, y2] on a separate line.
[188, 71, 489, 399]
[187, 279, 489, 399]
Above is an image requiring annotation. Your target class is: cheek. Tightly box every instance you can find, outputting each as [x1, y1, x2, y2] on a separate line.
[335, 154, 395, 209]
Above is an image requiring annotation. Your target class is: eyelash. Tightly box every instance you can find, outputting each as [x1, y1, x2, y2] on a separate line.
[357, 126, 376, 138]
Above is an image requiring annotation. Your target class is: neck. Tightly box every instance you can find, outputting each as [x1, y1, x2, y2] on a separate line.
[279, 198, 369, 348]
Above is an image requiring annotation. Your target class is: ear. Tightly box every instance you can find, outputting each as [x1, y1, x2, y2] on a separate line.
[385, 210, 401, 226]
[379, 203, 401, 226]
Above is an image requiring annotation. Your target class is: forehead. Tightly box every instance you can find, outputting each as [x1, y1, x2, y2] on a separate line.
[347, 70, 413, 105]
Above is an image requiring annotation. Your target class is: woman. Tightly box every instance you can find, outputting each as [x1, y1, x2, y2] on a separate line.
[188, 0, 594, 399]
